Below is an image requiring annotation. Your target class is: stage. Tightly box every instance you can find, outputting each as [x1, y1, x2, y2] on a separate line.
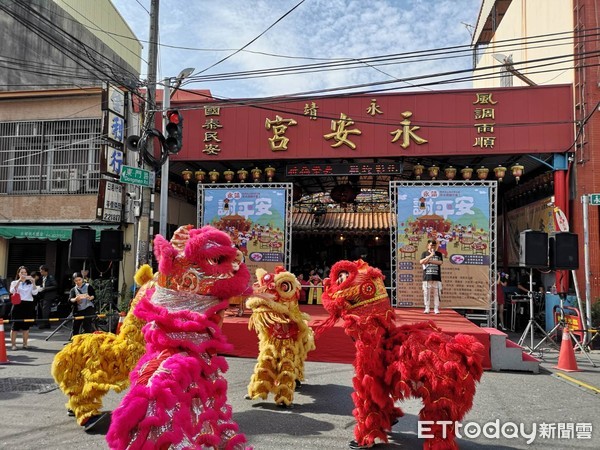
[222, 305, 492, 370]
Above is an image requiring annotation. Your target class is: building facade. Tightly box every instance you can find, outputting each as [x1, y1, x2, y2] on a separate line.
[472, 0, 600, 307]
[0, 0, 142, 301]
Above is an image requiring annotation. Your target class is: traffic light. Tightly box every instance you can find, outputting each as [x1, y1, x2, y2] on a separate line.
[165, 109, 183, 153]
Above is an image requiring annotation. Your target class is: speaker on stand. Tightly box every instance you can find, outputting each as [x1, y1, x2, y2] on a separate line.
[99, 230, 124, 261]
[519, 230, 548, 268]
[69, 228, 95, 260]
[549, 232, 579, 270]
[517, 230, 554, 353]
[68, 228, 95, 272]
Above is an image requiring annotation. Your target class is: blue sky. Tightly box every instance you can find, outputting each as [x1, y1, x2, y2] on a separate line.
[111, 0, 483, 99]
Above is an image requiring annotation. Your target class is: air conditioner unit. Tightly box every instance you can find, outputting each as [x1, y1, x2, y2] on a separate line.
[51, 168, 80, 192]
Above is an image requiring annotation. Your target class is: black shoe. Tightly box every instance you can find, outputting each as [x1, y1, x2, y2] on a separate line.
[83, 412, 110, 432]
[349, 440, 373, 449]
[295, 380, 302, 390]
[67, 409, 75, 417]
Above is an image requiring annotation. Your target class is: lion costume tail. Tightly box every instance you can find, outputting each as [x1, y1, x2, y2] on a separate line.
[386, 322, 484, 448]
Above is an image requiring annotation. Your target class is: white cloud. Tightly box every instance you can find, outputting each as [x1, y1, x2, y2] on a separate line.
[111, 0, 481, 98]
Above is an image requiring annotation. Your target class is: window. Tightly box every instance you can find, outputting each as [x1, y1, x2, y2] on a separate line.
[0, 118, 102, 194]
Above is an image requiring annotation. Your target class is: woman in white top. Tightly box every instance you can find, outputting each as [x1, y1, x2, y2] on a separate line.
[9, 266, 40, 350]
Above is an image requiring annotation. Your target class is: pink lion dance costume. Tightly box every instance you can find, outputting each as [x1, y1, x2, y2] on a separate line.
[316, 259, 484, 450]
[106, 225, 252, 450]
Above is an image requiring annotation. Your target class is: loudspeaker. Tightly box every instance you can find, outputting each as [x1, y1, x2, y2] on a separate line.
[519, 230, 548, 268]
[99, 229, 123, 261]
[68, 258, 84, 273]
[69, 228, 95, 260]
[550, 232, 579, 270]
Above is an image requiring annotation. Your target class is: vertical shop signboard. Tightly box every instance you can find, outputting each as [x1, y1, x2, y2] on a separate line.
[198, 184, 290, 281]
[394, 183, 491, 309]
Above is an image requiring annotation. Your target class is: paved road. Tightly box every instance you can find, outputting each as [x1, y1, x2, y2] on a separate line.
[1, 326, 599, 449]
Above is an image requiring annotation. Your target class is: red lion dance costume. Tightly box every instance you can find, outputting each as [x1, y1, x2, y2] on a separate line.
[245, 266, 315, 406]
[106, 225, 252, 450]
[316, 259, 484, 450]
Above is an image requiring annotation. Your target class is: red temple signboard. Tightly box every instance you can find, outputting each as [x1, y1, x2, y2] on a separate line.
[164, 84, 574, 162]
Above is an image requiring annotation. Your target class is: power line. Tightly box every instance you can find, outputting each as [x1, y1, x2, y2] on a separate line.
[194, 0, 307, 76]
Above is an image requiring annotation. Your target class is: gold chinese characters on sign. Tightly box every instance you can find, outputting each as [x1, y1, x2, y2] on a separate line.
[473, 93, 497, 148]
[324, 113, 362, 149]
[366, 99, 383, 116]
[304, 102, 318, 120]
[265, 115, 298, 151]
[390, 111, 428, 149]
[203, 105, 222, 155]
[262, 99, 431, 153]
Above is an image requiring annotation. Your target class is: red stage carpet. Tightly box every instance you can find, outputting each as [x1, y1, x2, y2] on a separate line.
[222, 305, 492, 370]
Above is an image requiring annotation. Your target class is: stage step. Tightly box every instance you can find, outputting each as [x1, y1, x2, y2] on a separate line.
[483, 327, 540, 374]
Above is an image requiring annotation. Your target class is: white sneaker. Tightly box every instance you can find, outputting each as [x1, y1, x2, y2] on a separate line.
[434, 309, 440, 314]
[424, 308, 430, 314]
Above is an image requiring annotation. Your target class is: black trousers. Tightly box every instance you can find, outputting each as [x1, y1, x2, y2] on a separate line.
[38, 297, 55, 327]
[72, 305, 96, 335]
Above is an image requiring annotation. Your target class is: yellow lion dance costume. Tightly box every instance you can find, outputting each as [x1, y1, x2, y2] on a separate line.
[246, 266, 315, 406]
[51, 264, 153, 430]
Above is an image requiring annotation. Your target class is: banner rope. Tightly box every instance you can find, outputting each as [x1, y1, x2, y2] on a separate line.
[2, 312, 120, 324]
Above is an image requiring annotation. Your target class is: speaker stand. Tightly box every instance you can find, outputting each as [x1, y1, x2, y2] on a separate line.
[45, 312, 73, 341]
[517, 268, 554, 353]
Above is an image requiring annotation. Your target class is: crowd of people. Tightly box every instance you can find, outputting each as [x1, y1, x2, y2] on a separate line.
[293, 262, 330, 305]
[4, 265, 99, 349]
[2, 256, 557, 349]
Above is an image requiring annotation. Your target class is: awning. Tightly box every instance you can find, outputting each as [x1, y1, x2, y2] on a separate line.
[0, 225, 117, 241]
[292, 212, 393, 233]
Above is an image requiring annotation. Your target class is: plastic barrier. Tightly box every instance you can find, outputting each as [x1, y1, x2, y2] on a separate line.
[0, 318, 9, 364]
[553, 305, 584, 343]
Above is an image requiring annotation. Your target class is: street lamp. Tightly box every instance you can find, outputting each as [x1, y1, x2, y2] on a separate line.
[159, 68, 195, 237]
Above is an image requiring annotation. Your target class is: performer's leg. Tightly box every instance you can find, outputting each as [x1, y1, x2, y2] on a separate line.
[423, 281, 430, 313]
[247, 347, 276, 400]
[433, 281, 441, 314]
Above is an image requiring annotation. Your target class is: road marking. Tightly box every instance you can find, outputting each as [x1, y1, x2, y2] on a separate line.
[555, 372, 600, 394]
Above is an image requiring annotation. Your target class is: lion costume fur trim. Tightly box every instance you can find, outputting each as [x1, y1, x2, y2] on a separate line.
[246, 267, 315, 406]
[318, 259, 484, 449]
[51, 265, 151, 425]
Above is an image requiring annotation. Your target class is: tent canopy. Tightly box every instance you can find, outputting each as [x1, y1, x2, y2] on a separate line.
[0, 225, 117, 241]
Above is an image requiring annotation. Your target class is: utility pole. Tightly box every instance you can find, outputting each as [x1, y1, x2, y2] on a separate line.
[136, 0, 159, 267]
[159, 77, 170, 237]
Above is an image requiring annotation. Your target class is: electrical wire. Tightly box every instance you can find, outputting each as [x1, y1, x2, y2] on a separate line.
[2, 1, 598, 137]
[194, 0, 307, 76]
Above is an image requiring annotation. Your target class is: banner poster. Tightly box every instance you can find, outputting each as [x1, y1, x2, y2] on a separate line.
[395, 185, 491, 309]
[505, 197, 555, 267]
[199, 186, 287, 282]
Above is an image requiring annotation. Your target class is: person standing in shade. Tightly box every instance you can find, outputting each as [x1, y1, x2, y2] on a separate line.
[419, 239, 443, 314]
[9, 266, 40, 350]
[496, 271, 509, 331]
[69, 272, 96, 335]
[37, 264, 58, 329]
[297, 273, 309, 304]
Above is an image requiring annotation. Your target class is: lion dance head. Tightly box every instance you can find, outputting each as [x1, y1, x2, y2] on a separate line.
[153, 224, 251, 298]
[317, 259, 393, 336]
[145, 224, 252, 327]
